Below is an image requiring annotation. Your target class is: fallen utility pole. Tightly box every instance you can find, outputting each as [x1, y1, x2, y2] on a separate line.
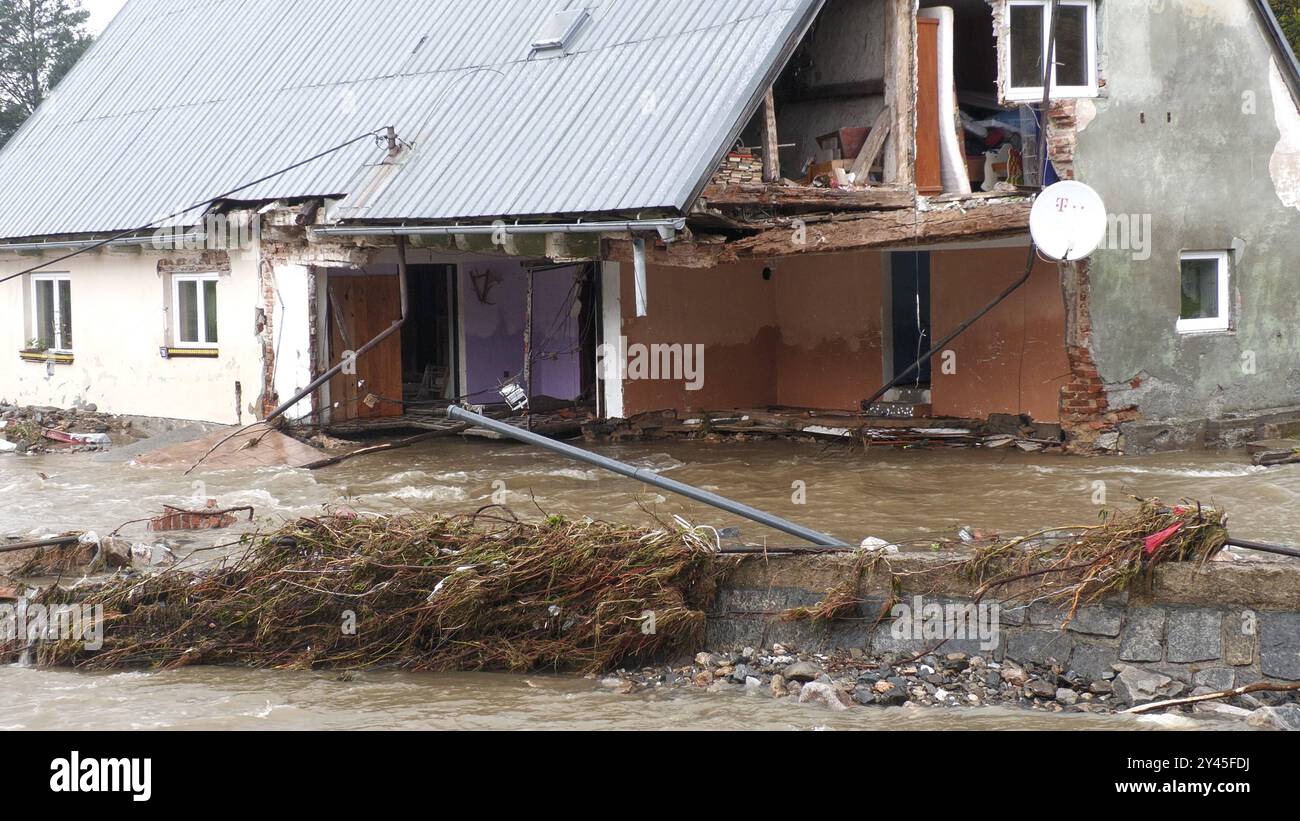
[447, 406, 850, 547]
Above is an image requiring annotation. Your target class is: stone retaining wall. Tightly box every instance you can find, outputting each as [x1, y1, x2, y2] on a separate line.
[707, 553, 1300, 689]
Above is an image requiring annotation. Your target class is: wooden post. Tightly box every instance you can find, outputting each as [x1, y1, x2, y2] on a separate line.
[885, 0, 916, 187]
[762, 87, 781, 183]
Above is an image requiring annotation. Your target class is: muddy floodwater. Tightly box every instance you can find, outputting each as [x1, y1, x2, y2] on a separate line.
[1, 667, 1209, 731]
[2, 437, 1297, 730]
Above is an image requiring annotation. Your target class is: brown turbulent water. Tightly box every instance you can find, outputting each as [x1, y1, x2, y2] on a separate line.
[2, 437, 1296, 730]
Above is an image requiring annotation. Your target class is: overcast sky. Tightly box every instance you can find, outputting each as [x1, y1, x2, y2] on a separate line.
[83, 0, 128, 34]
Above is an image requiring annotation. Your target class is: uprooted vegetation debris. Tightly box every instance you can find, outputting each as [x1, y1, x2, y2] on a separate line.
[779, 499, 1230, 631]
[0, 500, 1234, 682]
[6, 514, 724, 674]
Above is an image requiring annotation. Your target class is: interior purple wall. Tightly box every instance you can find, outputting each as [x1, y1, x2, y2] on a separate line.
[459, 263, 583, 402]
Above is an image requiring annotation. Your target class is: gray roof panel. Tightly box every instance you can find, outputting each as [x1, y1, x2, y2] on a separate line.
[0, 0, 820, 239]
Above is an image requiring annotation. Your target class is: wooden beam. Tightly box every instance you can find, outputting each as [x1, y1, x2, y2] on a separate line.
[607, 198, 1032, 269]
[699, 183, 914, 212]
[885, 0, 917, 187]
[762, 87, 781, 183]
[604, 238, 728, 270]
[719, 198, 1033, 261]
[1, 535, 79, 555]
[850, 105, 894, 182]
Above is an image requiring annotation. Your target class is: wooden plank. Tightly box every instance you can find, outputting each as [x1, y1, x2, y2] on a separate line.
[850, 106, 894, 181]
[700, 183, 913, 211]
[762, 87, 781, 183]
[915, 18, 944, 194]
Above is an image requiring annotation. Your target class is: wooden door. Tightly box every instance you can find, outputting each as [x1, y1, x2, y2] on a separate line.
[915, 18, 944, 195]
[327, 275, 404, 421]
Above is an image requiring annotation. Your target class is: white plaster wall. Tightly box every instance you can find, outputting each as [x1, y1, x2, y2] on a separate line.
[268, 262, 315, 421]
[1270, 58, 1300, 213]
[0, 247, 265, 424]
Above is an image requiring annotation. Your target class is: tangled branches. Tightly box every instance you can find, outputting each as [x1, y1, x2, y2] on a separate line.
[779, 500, 1230, 632]
[13, 513, 724, 675]
[961, 499, 1229, 626]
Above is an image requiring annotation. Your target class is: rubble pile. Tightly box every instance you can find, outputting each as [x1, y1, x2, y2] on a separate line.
[0, 403, 133, 455]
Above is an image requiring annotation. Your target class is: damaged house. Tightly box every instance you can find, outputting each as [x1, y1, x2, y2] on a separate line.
[0, 0, 1297, 454]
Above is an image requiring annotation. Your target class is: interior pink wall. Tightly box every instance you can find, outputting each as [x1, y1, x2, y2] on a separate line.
[460, 263, 584, 401]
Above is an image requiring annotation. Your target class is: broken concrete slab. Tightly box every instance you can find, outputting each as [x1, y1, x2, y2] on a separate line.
[131, 427, 326, 471]
[1249, 439, 1300, 467]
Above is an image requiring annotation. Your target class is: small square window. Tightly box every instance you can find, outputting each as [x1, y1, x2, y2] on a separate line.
[531, 9, 589, 53]
[173, 274, 220, 347]
[1006, 0, 1098, 101]
[1177, 251, 1231, 334]
[30, 275, 73, 352]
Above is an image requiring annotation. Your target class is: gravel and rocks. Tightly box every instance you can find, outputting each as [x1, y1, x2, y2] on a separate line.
[595, 645, 1299, 728]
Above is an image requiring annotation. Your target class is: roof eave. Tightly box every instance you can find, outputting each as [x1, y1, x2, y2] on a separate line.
[1252, 0, 1300, 105]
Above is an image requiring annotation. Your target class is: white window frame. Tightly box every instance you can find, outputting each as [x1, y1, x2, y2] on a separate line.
[1005, 0, 1099, 102]
[171, 273, 220, 348]
[1176, 251, 1232, 335]
[30, 274, 73, 353]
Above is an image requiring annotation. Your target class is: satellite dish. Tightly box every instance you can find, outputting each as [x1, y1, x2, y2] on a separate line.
[1030, 181, 1108, 261]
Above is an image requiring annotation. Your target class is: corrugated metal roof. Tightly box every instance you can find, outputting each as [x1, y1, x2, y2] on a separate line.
[0, 0, 821, 240]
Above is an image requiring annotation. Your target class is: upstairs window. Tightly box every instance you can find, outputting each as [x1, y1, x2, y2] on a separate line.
[1006, 0, 1098, 101]
[173, 274, 220, 347]
[31, 275, 73, 352]
[1178, 251, 1232, 334]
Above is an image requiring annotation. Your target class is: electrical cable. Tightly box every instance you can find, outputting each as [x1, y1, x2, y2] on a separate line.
[0, 128, 390, 286]
[862, 0, 1062, 410]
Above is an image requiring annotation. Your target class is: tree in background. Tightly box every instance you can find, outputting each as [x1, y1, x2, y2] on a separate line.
[0, 0, 92, 147]
[1273, 1, 1300, 55]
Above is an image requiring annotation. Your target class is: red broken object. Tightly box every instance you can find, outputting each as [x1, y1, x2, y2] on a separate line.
[1144, 523, 1184, 556]
[148, 500, 253, 533]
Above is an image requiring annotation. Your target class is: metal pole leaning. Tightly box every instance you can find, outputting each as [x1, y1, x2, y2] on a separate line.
[447, 406, 851, 548]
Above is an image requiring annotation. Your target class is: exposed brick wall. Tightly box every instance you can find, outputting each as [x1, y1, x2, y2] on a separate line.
[149, 501, 239, 532]
[1060, 260, 1138, 452]
[258, 256, 279, 418]
[157, 250, 232, 276]
[1046, 100, 1078, 180]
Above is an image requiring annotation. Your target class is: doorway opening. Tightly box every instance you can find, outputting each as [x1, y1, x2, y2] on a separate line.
[890, 250, 933, 397]
[402, 264, 459, 409]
